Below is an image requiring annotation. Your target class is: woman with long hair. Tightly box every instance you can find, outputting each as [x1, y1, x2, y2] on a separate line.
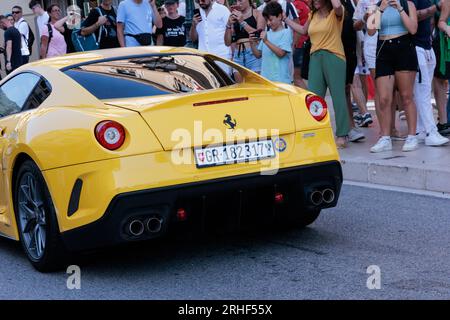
[366, 0, 419, 152]
[225, 0, 265, 80]
[285, 0, 352, 148]
[40, 4, 67, 59]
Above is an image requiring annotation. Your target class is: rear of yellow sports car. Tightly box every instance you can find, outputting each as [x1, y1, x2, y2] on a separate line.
[32, 52, 341, 252]
[4, 50, 341, 260]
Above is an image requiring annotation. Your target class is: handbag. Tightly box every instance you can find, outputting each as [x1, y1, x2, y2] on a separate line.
[72, 8, 104, 52]
[72, 28, 101, 51]
[301, 39, 311, 80]
[126, 33, 153, 46]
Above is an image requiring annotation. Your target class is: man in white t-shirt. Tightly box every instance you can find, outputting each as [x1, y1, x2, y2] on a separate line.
[12, 5, 30, 64]
[29, 0, 50, 40]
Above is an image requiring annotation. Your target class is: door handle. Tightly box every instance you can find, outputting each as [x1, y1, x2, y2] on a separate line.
[0, 126, 6, 136]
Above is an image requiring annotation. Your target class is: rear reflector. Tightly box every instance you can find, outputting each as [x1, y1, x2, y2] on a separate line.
[193, 97, 248, 107]
[176, 208, 187, 221]
[274, 192, 284, 204]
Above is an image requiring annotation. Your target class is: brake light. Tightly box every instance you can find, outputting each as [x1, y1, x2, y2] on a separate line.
[305, 95, 328, 121]
[95, 120, 126, 150]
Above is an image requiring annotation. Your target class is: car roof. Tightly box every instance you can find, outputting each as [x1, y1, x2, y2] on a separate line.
[27, 46, 201, 70]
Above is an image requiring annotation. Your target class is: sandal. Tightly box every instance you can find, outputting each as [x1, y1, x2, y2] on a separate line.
[336, 136, 348, 149]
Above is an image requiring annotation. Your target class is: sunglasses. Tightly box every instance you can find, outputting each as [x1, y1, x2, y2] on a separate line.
[12, 11, 21, 14]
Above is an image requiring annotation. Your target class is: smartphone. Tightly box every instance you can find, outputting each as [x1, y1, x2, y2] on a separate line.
[193, 8, 200, 17]
[253, 30, 261, 39]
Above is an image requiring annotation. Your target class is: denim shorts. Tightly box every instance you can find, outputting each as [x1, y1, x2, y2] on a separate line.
[233, 48, 261, 73]
[293, 47, 305, 68]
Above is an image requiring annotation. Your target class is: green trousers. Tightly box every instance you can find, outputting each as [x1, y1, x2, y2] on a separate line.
[308, 50, 350, 137]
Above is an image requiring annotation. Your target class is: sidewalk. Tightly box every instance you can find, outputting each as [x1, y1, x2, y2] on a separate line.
[325, 97, 450, 194]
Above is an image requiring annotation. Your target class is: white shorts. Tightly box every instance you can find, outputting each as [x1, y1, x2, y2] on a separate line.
[363, 35, 377, 70]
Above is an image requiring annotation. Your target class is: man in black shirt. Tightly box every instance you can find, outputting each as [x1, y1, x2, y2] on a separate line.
[81, 0, 120, 49]
[0, 15, 23, 74]
[156, 0, 186, 47]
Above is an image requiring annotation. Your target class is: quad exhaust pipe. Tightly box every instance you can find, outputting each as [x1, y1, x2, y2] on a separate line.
[146, 216, 163, 234]
[309, 188, 335, 206]
[126, 215, 164, 237]
[322, 188, 335, 204]
[128, 219, 145, 237]
[310, 191, 323, 206]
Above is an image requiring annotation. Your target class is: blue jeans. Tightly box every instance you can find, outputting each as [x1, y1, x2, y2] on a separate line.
[233, 47, 261, 73]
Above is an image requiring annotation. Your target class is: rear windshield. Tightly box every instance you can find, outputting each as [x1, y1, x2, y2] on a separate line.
[63, 54, 235, 100]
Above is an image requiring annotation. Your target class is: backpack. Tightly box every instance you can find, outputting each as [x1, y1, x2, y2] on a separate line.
[71, 8, 104, 52]
[19, 20, 35, 55]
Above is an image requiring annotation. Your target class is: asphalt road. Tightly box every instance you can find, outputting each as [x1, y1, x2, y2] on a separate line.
[1, 184, 450, 300]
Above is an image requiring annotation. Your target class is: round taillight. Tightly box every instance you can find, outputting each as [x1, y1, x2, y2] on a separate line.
[95, 120, 126, 150]
[306, 95, 328, 121]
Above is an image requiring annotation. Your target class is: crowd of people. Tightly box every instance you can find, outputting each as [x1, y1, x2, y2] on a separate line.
[1, 0, 450, 152]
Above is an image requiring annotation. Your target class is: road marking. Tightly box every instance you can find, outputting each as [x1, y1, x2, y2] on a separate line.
[344, 180, 450, 200]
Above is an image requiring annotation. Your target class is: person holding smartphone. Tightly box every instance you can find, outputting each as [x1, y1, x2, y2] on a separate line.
[367, 0, 419, 152]
[224, 0, 265, 80]
[190, 0, 231, 69]
[250, 2, 293, 83]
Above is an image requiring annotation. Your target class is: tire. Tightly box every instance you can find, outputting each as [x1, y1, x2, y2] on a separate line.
[291, 209, 321, 228]
[14, 160, 66, 272]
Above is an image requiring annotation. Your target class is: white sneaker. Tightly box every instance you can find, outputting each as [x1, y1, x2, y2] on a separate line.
[416, 132, 426, 144]
[402, 136, 419, 152]
[425, 131, 450, 146]
[348, 128, 365, 142]
[370, 137, 392, 153]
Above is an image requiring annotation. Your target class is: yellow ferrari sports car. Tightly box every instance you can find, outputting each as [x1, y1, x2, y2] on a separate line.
[0, 47, 342, 271]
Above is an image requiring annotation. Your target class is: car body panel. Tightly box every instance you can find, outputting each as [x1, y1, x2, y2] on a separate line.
[43, 129, 338, 233]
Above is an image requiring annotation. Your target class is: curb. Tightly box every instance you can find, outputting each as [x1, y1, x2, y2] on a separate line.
[341, 158, 450, 194]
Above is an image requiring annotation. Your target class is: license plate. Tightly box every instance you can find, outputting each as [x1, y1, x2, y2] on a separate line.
[194, 140, 276, 168]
